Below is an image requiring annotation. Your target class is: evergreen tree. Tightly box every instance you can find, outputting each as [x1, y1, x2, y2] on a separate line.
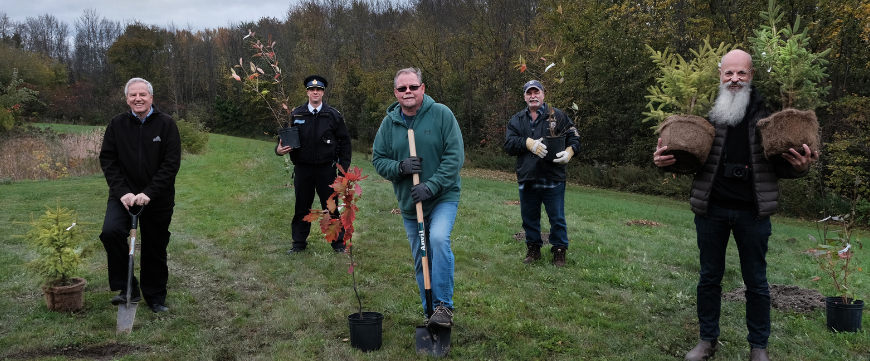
[749, 0, 831, 110]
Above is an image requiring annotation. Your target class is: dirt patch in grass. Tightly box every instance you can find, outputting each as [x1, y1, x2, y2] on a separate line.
[504, 200, 521, 205]
[722, 284, 825, 313]
[626, 220, 663, 227]
[513, 231, 550, 245]
[4, 343, 144, 360]
[461, 168, 516, 183]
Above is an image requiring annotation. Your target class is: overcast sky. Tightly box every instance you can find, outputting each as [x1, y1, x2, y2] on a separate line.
[4, 0, 293, 32]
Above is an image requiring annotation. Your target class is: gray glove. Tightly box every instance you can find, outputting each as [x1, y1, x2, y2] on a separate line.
[400, 156, 422, 175]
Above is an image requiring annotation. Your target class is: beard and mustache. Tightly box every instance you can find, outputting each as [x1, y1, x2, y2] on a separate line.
[708, 81, 751, 126]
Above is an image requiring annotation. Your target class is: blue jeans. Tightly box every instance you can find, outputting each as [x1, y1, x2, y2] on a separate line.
[403, 201, 457, 312]
[694, 205, 772, 348]
[519, 182, 568, 247]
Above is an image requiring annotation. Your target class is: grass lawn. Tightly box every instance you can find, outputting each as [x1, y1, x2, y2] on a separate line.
[1, 131, 867, 360]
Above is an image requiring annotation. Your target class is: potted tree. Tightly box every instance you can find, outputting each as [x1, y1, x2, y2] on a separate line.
[749, 0, 829, 162]
[16, 201, 90, 312]
[805, 170, 865, 332]
[643, 37, 735, 174]
[807, 212, 865, 332]
[303, 166, 383, 352]
[230, 29, 299, 148]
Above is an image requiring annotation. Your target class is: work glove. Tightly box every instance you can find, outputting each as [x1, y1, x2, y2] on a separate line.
[411, 183, 433, 204]
[399, 156, 422, 175]
[553, 147, 575, 164]
[525, 138, 547, 158]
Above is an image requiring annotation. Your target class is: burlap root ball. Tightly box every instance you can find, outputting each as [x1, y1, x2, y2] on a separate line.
[757, 109, 820, 160]
[658, 114, 715, 174]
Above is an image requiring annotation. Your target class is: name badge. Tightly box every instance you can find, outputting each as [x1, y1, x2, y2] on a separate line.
[294, 119, 305, 124]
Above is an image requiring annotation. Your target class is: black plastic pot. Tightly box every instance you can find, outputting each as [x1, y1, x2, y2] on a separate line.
[347, 311, 383, 352]
[278, 126, 300, 149]
[543, 135, 565, 162]
[825, 296, 864, 332]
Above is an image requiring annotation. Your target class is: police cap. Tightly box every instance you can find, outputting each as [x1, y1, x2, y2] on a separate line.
[304, 75, 328, 89]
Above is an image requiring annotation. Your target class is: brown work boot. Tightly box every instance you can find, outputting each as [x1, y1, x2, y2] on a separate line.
[749, 348, 770, 361]
[523, 244, 541, 264]
[552, 246, 567, 267]
[685, 339, 719, 361]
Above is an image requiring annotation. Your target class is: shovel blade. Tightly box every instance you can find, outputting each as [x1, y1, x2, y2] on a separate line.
[415, 325, 451, 357]
[116, 303, 139, 334]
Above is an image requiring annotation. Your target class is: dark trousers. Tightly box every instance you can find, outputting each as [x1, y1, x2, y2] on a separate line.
[519, 182, 569, 247]
[291, 163, 345, 250]
[694, 204, 771, 348]
[100, 200, 173, 305]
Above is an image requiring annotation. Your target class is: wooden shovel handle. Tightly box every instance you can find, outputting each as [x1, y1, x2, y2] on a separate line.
[408, 129, 432, 292]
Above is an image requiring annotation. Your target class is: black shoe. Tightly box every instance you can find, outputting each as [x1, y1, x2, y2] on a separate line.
[149, 303, 169, 313]
[286, 247, 306, 255]
[110, 290, 141, 305]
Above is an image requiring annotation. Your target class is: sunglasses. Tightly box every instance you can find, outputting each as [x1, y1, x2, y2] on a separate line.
[395, 85, 421, 92]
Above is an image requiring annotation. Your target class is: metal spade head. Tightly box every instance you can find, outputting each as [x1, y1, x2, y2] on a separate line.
[415, 324, 451, 357]
[116, 302, 138, 334]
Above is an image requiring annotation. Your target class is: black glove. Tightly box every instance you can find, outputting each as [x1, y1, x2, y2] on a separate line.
[411, 183, 433, 204]
[399, 156, 422, 175]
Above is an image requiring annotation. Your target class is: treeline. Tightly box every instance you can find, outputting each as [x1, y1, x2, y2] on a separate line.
[2, 0, 869, 212]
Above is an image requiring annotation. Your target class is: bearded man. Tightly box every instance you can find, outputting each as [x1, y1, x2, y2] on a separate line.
[653, 49, 819, 361]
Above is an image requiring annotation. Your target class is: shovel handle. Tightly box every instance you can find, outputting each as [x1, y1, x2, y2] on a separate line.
[409, 129, 434, 318]
[125, 205, 144, 307]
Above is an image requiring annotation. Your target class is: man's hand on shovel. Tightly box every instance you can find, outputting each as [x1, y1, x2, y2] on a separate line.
[411, 183, 433, 203]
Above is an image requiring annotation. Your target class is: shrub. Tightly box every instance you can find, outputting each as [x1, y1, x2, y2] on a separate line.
[0, 107, 13, 132]
[176, 116, 210, 154]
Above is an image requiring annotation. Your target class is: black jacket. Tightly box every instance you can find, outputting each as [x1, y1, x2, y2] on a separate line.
[99, 107, 181, 207]
[504, 103, 581, 183]
[689, 86, 808, 218]
[277, 102, 352, 171]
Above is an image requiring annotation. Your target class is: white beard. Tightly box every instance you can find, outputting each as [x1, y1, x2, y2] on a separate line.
[709, 82, 751, 127]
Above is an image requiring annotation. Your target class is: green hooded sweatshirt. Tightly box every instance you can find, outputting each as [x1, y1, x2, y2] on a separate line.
[372, 94, 464, 219]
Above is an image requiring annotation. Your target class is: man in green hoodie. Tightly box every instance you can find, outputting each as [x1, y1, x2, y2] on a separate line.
[372, 68, 464, 328]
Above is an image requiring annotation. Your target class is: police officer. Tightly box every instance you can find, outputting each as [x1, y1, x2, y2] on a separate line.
[276, 75, 352, 254]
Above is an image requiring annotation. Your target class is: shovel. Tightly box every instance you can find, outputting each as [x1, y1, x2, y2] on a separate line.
[408, 129, 451, 357]
[117, 205, 144, 334]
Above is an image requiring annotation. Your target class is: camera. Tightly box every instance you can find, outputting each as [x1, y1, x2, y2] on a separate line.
[724, 163, 750, 180]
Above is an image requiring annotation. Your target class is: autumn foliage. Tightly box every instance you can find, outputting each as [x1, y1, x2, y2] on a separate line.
[303, 165, 368, 248]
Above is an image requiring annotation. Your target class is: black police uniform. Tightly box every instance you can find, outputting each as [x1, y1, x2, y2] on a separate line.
[276, 76, 352, 252]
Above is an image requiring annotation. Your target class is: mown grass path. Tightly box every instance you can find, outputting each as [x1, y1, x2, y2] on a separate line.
[1, 133, 867, 360]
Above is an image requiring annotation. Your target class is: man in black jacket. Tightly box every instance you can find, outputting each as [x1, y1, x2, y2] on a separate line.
[654, 50, 818, 361]
[99, 78, 181, 313]
[276, 75, 352, 254]
[504, 80, 581, 267]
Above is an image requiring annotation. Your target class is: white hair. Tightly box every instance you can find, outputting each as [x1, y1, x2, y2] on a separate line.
[124, 78, 154, 97]
[709, 82, 751, 127]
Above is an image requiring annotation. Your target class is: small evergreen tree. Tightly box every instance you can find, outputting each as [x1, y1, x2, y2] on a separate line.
[749, 0, 831, 110]
[16, 201, 91, 287]
[642, 37, 735, 127]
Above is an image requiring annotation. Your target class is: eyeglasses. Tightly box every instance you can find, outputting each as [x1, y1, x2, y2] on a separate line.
[722, 70, 752, 80]
[395, 85, 421, 92]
